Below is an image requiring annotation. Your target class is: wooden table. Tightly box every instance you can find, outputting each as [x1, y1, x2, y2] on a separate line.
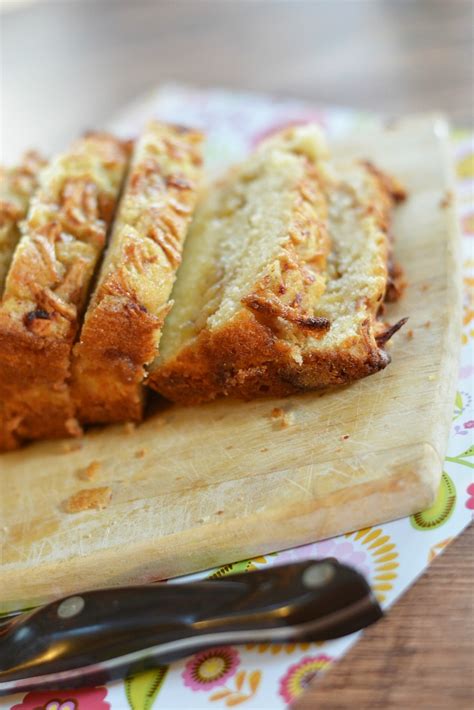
[295, 524, 474, 709]
[1, 1, 473, 706]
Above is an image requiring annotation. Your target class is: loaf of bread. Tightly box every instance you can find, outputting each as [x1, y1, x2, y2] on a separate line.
[148, 126, 406, 404]
[0, 133, 130, 449]
[71, 121, 203, 424]
[0, 122, 407, 449]
[0, 151, 46, 291]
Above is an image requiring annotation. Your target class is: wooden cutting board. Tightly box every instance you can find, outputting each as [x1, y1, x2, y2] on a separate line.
[0, 115, 461, 612]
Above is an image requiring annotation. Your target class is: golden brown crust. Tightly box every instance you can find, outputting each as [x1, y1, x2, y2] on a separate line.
[63, 486, 112, 513]
[0, 134, 130, 450]
[149, 160, 407, 405]
[361, 161, 407, 305]
[0, 151, 47, 291]
[385, 257, 407, 303]
[148, 309, 393, 404]
[0, 322, 76, 443]
[71, 122, 203, 424]
[72, 297, 159, 423]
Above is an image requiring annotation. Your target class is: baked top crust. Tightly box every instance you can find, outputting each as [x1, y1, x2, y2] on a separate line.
[71, 121, 203, 424]
[0, 133, 130, 449]
[0, 151, 47, 291]
[148, 128, 406, 405]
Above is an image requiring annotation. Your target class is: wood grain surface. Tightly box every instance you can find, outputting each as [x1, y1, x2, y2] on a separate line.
[295, 523, 474, 710]
[0, 116, 461, 612]
[1, 0, 472, 705]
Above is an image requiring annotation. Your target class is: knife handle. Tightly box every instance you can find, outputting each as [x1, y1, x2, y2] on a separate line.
[0, 560, 382, 694]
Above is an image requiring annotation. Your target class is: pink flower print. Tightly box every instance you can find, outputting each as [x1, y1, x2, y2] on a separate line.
[466, 483, 474, 510]
[459, 365, 474, 380]
[11, 687, 109, 710]
[464, 420, 474, 429]
[277, 542, 319, 565]
[462, 211, 474, 235]
[182, 646, 240, 691]
[279, 654, 333, 703]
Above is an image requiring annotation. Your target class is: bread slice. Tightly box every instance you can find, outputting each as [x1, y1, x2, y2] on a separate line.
[71, 121, 203, 424]
[0, 151, 46, 291]
[276, 159, 407, 392]
[0, 133, 130, 449]
[147, 125, 335, 402]
[148, 127, 406, 405]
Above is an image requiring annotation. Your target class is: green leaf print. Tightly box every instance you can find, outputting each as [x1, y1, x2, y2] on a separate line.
[446, 445, 474, 469]
[209, 552, 276, 578]
[410, 472, 456, 530]
[453, 391, 464, 419]
[208, 559, 256, 578]
[125, 666, 168, 710]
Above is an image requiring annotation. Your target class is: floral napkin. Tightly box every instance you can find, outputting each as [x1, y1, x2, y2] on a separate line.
[3, 85, 473, 710]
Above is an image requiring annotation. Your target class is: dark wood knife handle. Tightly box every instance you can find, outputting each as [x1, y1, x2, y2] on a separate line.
[0, 559, 382, 694]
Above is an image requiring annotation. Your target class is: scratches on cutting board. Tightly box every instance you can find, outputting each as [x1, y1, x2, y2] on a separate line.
[0, 116, 460, 605]
[283, 477, 311, 496]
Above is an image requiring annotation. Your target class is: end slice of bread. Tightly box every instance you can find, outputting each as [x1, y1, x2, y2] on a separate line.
[147, 125, 336, 403]
[148, 126, 406, 405]
[71, 121, 203, 424]
[0, 151, 47, 291]
[0, 134, 130, 449]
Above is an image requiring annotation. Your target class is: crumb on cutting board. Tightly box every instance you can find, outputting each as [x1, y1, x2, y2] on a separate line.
[406, 329, 414, 339]
[135, 448, 146, 459]
[424, 320, 431, 328]
[270, 407, 295, 429]
[65, 418, 82, 437]
[439, 190, 453, 208]
[123, 422, 136, 435]
[64, 486, 112, 514]
[77, 460, 101, 481]
[61, 440, 83, 453]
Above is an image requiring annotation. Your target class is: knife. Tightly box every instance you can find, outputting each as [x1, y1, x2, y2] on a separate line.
[0, 559, 382, 695]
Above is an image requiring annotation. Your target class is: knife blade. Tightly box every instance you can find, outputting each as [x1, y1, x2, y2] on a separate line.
[0, 559, 382, 695]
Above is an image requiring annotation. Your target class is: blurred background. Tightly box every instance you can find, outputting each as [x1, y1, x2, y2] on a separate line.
[1, 0, 473, 162]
